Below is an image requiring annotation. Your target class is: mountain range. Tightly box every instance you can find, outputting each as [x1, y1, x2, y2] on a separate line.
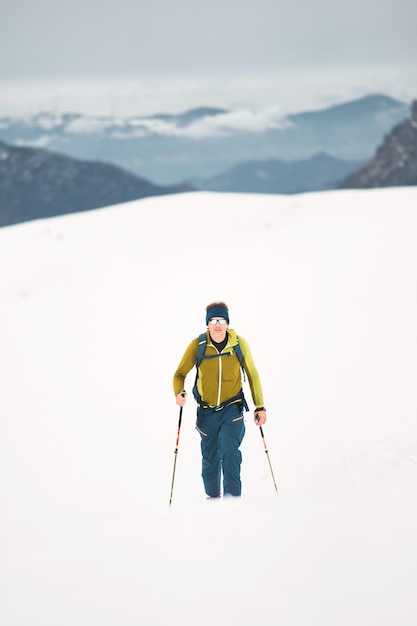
[0, 94, 409, 186]
[0, 94, 415, 228]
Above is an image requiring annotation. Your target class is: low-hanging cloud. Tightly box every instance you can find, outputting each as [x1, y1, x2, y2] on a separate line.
[58, 106, 293, 139]
[173, 108, 292, 138]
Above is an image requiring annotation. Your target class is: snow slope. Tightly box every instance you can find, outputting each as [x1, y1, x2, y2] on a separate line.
[1, 188, 417, 625]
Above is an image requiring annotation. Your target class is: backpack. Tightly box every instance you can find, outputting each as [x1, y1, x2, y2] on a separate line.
[192, 333, 248, 409]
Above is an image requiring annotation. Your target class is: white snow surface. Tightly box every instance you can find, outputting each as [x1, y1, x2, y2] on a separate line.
[1, 188, 417, 625]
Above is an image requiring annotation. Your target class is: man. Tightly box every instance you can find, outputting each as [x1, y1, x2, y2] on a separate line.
[173, 301, 267, 498]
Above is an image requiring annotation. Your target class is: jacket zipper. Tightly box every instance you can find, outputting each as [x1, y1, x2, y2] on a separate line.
[208, 338, 233, 407]
[217, 352, 222, 406]
[216, 340, 232, 406]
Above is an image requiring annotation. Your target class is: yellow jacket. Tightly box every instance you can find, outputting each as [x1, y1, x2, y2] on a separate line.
[173, 329, 264, 408]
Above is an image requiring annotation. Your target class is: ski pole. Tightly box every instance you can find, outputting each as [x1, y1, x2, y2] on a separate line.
[169, 391, 185, 507]
[256, 417, 278, 493]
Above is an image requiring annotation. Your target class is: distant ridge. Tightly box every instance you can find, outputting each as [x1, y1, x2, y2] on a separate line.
[289, 94, 404, 122]
[193, 152, 362, 194]
[0, 141, 192, 228]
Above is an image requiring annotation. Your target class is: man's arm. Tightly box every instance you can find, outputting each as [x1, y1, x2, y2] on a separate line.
[239, 336, 267, 425]
[173, 338, 199, 398]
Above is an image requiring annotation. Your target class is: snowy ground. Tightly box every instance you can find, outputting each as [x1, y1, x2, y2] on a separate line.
[1, 188, 417, 625]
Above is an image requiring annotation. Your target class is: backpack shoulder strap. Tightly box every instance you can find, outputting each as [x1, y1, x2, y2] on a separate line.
[233, 336, 244, 368]
[193, 333, 208, 403]
[196, 332, 207, 367]
[233, 336, 246, 382]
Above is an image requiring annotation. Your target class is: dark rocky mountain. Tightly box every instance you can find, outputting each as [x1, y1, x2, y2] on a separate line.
[194, 152, 361, 194]
[0, 95, 409, 185]
[339, 101, 417, 189]
[0, 141, 192, 228]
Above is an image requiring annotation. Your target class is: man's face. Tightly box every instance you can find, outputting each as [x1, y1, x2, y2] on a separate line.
[208, 317, 228, 342]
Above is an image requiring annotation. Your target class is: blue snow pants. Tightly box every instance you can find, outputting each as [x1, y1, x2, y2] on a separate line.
[196, 401, 246, 497]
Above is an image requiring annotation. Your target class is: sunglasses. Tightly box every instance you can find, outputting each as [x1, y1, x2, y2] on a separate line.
[208, 318, 227, 325]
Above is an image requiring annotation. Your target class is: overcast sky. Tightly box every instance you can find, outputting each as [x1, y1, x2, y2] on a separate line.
[1, 0, 416, 115]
